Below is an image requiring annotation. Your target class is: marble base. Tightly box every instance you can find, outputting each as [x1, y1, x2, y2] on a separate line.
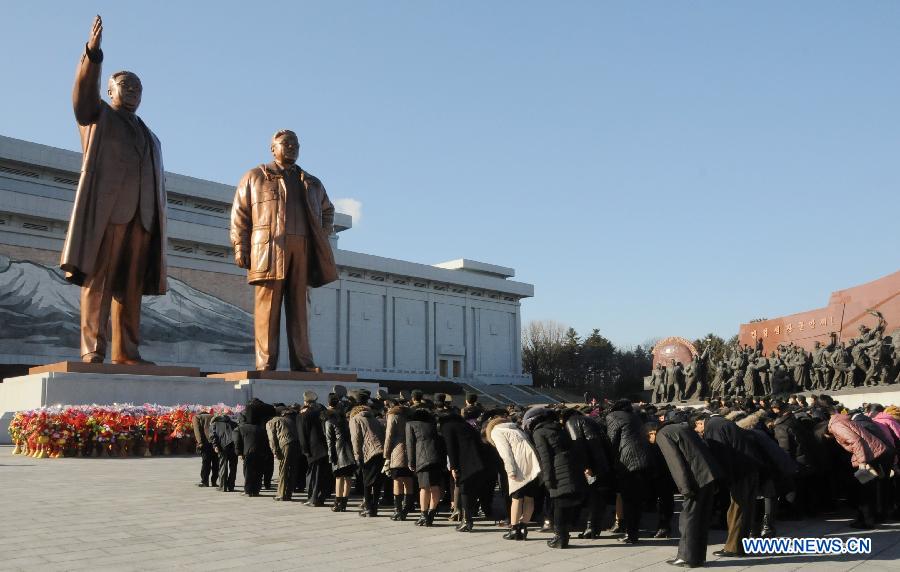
[0, 371, 379, 444]
[208, 370, 357, 383]
[30, 361, 201, 377]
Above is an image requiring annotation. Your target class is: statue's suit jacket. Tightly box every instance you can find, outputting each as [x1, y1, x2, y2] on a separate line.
[230, 163, 337, 288]
[60, 46, 167, 294]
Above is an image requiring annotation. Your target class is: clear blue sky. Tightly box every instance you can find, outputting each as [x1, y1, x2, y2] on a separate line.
[3, 1, 899, 349]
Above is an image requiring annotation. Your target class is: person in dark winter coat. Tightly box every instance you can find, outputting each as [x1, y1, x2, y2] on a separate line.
[531, 408, 587, 548]
[564, 408, 613, 539]
[646, 421, 677, 539]
[209, 413, 238, 492]
[192, 411, 219, 488]
[736, 411, 798, 538]
[266, 406, 301, 501]
[772, 407, 821, 517]
[324, 397, 356, 512]
[244, 398, 277, 489]
[697, 414, 764, 556]
[298, 392, 331, 506]
[440, 410, 487, 532]
[350, 404, 386, 517]
[234, 415, 267, 497]
[655, 421, 724, 568]
[406, 406, 444, 526]
[606, 400, 654, 543]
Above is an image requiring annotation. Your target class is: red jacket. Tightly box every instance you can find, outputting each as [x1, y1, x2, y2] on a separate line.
[827, 414, 887, 468]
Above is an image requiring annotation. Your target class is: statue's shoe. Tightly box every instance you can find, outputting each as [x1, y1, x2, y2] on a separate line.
[82, 353, 104, 363]
[111, 358, 156, 366]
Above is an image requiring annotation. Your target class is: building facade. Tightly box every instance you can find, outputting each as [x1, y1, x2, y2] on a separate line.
[0, 134, 533, 384]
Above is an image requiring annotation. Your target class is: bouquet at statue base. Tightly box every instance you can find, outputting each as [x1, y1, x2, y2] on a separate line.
[8, 403, 242, 459]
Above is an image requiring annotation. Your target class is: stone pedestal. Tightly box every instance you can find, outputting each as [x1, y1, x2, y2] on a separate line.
[654, 385, 900, 411]
[0, 369, 377, 444]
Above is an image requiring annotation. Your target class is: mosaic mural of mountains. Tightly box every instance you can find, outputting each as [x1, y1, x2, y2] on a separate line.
[0, 255, 253, 366]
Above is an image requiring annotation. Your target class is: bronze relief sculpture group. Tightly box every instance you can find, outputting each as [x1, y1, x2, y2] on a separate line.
[61, 16, 336, 371]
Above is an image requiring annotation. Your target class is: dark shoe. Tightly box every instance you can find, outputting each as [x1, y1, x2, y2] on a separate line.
[848, 519, 873, 530]
[607, 518, 623, 534]
[448, 509, 461, 522]
[415, 512, 428, 526]
[547, 534, 569, 549]
[332, 497, 342, 512]
[391, 497, 404, 520]
[210, 481, 218, 487]
[519, 523, 528, 540]
[618, 536, 639, 544]
[82, 352, 104, 363]
[196, 483, 209, 487]
[540, 519, 554, 533]
[424, 508, 437, 527]
[667, 559, 699, 568]
[712, 549, 741, 557]
[503, 526, 521, 540]
[273, 497, 284, 502]
[456, 519, 474, 532]
[759, 515, 776, 539]
[654, 528, 671, 539]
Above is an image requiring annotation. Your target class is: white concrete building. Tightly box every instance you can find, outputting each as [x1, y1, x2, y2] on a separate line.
[0, 134, 533, 385]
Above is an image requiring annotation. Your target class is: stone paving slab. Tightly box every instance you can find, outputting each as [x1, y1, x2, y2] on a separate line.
[0, 446, 898, 571]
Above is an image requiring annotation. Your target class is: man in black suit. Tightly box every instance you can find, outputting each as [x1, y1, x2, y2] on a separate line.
[656, 421, 724, 568]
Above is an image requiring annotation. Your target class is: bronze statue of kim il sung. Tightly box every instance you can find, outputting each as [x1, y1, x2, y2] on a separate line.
[230, 130, 338, 371]
[60, 15, 168, 365]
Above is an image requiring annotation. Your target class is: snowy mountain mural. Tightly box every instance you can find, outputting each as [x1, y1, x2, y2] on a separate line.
[0, 255, 254, 368]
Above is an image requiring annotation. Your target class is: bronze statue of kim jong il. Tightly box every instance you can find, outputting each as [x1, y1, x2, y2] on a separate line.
[230, 130, 338, 371]
[60, 15, 168, 365]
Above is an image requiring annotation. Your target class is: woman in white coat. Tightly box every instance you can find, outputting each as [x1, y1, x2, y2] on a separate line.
[486, 416, 542, 540]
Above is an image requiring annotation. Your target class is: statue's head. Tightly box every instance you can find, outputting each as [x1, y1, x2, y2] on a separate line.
[814, 341, 821, 348]
[108, 71, 142, 112]
[271, 129, 299, 167]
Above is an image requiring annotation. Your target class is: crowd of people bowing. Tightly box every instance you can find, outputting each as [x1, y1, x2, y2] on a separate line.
[190, 388, 900, 568]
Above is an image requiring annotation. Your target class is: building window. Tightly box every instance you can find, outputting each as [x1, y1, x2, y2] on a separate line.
[452, 360, 461, 378]
[439, 359, 448, 377]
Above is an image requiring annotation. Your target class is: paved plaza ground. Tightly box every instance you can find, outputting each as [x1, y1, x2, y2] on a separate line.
[0, 446, 898, 571]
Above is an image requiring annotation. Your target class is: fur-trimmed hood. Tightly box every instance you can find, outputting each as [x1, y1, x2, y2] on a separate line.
[387, 405, 408, 417]
[485, 416, 511, 446]
[350, 405, 371, 419]
[736, 410, 766, 430]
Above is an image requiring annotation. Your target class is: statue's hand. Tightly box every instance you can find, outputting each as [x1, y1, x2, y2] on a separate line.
[87, 15, 103, 53]
[234, 248, 249, 269]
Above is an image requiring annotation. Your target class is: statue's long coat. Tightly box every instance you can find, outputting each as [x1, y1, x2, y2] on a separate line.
[60, 47, 167, 294]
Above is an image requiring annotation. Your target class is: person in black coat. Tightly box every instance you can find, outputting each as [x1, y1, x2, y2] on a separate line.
[244, 398, 277, 489]
[656, 421, 724, 568]
[233, 414, 267, 497]
[697, 414, 764, 556]
[209, 413, 238, 492]
[772, 407, 821, 518]
[606, 400, 654, 543]
[646, 421, 677, 538]
[530, 408, 587, 549]
[298, 392, 331, 506]
[563, 407, 613, 539]
[441, 410, 488, 532]
[406, 406, 444, 526]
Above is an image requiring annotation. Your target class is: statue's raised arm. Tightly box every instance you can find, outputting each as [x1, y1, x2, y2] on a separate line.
[73, 15, 103, 126]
